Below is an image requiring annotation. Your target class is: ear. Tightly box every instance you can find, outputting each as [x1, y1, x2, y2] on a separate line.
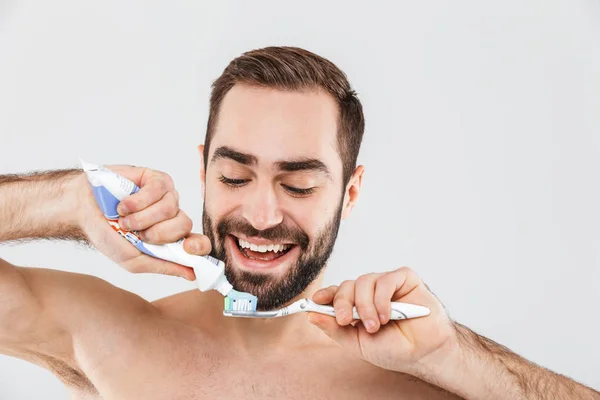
[341, 165, 364, 220]
[198, 144, 206, 199]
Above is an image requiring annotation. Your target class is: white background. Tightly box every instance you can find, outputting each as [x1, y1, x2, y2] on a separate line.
[0, 0, 599, 398]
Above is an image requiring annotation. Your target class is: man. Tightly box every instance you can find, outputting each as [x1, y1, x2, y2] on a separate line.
[0, 46, 597, 399]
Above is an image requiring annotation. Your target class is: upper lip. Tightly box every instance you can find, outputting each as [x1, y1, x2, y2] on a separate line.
[230, 234, 295, 246]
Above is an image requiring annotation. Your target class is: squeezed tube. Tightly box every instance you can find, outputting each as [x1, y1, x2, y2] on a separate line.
[80, 160, 234, 295]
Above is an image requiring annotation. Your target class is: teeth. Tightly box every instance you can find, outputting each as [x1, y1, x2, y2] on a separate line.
[237, 238, 291, 253]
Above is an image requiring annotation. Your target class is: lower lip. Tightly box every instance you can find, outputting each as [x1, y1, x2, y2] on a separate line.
[227, 235, 298, 272]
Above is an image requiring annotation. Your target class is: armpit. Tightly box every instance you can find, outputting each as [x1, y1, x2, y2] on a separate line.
[16, 350, 98, 394]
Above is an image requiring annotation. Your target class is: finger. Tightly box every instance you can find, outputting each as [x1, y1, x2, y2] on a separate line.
[354, 273, 381, 333]
[126, 254, 196, 281]
[138, 210, 193, 244]
[374, 273, 396, 325]
[116, 175, 174, 216]
[183, 233, 212, 256]
[388, 267, 423, 299]
[119, 192, 178, 231]
[373, 267, 425, 324]
[312, 285, 338, 305]
[333, 280, 355, 326]
[306, 313, 359, 353]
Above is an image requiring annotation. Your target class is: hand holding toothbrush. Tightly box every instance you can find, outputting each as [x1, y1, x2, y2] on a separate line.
[78, 165, 210, 280]
[307, 267, 457, 376]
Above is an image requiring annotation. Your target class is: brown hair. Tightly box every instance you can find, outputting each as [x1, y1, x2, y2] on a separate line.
[204, 46, 365, 185]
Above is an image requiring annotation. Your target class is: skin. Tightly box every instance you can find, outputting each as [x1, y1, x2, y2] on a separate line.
[0, 85, 597, 400]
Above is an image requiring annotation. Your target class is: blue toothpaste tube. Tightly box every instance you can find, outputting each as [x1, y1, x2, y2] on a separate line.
[80, 160, 254, 305]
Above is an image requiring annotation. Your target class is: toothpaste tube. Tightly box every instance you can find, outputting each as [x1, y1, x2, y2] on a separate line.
[80, 159, 235, 296]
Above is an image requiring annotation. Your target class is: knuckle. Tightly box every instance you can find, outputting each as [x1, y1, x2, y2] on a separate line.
[377, 273, 394, 286]
[162, 172, 174, 186]
[165, 193, 180, 215]
[356, 274, 375, 286]
[181, 215, 193, 233]
[143, 227, 163, 243]
[396, 266, 413, 274]
[156, 173, 174, 190]
[165, 190, 179, 206]
[333, 292, 351, 307]
[126, 214, 140, 229]
[354, 297, 373, 309]
[158, 202, 178, 220]
[153, 175, 169, 191]
[339, 280, 354, 289]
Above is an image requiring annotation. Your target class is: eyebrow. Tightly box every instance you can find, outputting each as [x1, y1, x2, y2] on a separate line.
[211, 146, 258, 166]
[275, 158, 332, 179]
[211, 145, 332, 179]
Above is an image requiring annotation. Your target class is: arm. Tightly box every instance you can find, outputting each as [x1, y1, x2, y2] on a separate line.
[0, 257, 158, 386]
[0, 166, 209, 379]
[0, 169, 87, 243]
[414, 322, 600, 400]
[0, 166, 209, 276]
[307, 267, 600, 400]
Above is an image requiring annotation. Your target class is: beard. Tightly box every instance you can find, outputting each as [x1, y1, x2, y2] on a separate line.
[202, 200, 343, 311]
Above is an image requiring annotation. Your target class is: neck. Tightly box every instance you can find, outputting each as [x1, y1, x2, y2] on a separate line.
[192, 273, 329, 355]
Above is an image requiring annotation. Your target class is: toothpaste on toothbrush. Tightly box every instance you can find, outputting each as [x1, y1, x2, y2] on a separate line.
[80, 160, 257, 307]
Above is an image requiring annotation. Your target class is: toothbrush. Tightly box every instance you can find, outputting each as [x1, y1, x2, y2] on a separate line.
[223, 298, 430, 320]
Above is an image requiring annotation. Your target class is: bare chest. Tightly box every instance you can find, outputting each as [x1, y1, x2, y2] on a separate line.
[70, 348, 456, 400]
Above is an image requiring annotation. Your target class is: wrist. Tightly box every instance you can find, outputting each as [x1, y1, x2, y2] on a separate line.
[410, 322, 524, 400]
[66, 171, 91, 235]
[409, 325, 465, 386]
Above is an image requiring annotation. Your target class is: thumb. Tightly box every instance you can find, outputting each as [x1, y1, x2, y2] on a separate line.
[307, 313, 359, 352]
[183, 233, 212, 255]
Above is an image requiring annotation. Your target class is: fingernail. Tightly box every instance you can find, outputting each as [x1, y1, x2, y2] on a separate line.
[117, 203, 128, 215]
[120, 218, 130, 230]
[189, 240, 201, 254]
[379, 314, 387, 323]
[364, 319, 377, 331]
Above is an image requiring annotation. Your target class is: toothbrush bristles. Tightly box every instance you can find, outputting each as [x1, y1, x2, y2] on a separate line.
[224, 289, 259, 313]
[232, 299, 254, 311]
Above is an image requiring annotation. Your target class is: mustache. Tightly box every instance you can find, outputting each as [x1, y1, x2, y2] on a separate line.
[216, 215, 309, 250]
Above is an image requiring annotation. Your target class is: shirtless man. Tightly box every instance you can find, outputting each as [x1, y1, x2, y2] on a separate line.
[1, 47, 598, 400]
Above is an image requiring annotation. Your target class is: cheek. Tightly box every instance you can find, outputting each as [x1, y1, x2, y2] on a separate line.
[284, 191, 340, 237]
[204, 182, 239, 218]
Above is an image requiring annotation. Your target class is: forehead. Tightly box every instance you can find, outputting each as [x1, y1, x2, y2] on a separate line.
[211, 84, 342, 176]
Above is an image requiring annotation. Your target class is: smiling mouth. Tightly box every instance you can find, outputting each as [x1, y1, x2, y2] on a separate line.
[232, 235, 295, 261]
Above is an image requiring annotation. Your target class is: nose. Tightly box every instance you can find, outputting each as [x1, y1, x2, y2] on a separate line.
[242, 183, 284, 231]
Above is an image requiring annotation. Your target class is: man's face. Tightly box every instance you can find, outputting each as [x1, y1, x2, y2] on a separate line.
[201, 84, 347, 310]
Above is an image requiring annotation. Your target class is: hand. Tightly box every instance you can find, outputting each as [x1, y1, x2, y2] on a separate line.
[307, 267, 458, 375]
[77, 165, 210, 280]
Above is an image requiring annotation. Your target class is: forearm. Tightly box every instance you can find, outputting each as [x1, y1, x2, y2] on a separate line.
[0, 169, 88, 243]
[414, 322, 600, 400]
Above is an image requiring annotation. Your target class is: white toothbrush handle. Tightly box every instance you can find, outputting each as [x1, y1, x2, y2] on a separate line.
[308, 301, 430, 320]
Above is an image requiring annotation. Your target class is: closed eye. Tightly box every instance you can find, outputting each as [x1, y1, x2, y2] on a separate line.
[219, 175, 250, 187]
[281, 184, 316, 197]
